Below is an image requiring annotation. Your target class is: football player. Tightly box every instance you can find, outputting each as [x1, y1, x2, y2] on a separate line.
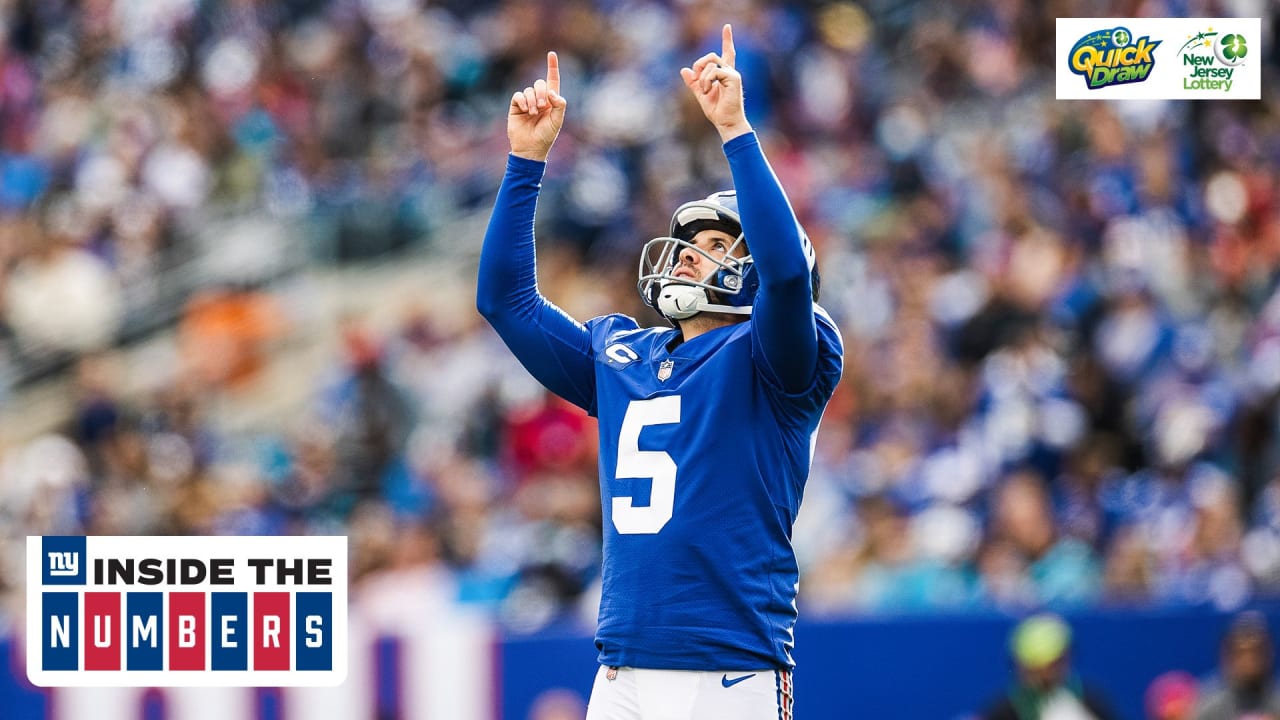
[477, 24, 843, 719]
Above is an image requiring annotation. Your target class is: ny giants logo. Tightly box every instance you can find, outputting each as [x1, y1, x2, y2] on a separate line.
[28, 536, 348, 687]
[47, 552, 78, 577]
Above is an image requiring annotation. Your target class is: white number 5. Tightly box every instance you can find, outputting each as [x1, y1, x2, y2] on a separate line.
[612, 396, 681, 534]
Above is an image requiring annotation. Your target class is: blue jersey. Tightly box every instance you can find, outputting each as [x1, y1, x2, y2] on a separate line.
[586, 311, 841, 670]
[477, 132, 843, 670]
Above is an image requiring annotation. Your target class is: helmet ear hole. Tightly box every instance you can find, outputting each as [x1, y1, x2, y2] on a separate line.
[708, 258, 758, 309]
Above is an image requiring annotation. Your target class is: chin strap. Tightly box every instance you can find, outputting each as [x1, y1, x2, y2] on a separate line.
[695, 302, 752, 316]
[657, 283, 753, 320]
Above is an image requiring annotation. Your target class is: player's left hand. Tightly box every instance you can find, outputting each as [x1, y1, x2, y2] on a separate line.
[680, 24, 752, 143]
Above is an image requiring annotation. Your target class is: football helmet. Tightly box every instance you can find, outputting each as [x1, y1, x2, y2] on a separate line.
[637, 190, 818, 321]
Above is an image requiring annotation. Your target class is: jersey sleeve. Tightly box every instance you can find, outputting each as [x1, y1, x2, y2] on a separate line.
[755, 305, 844, 425]
[722, 132, 822, 395]
[476, 154, 597, 412]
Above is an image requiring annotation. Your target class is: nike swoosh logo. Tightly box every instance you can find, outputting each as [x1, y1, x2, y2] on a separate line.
[721, 673, 757, 688]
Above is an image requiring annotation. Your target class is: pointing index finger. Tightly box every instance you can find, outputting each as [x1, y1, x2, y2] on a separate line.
[722, 24, 735, 68]
[547, 51, 561, 95]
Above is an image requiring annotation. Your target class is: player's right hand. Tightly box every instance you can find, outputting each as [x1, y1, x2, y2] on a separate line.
[508, 52, 567, 163]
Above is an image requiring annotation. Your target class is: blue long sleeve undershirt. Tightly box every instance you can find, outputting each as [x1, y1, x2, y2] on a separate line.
[475, 154, 597, 412]
[722, 132, 818, 393]
[476, 132, 820, 408]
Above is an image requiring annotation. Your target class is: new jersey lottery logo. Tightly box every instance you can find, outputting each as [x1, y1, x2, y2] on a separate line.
[1057, 17, 1261, 99]
[27, 536, 347, 687]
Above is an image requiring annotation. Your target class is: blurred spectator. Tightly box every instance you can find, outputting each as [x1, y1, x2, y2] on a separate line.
[267, 419, 348, 527]
[981, 613, 1117, 720]
[528, 688, 588, 720]
[985, 470, 1101, 607]
[1195, 611, 1280, 720]
[321, 320, 415, 501]
[1102, 525, 1155, 603]
[3, 196, 123, 353]
[1147, 671, 1198, 720]
[502, 390, 596, 485]
[179, 285, 287, 389]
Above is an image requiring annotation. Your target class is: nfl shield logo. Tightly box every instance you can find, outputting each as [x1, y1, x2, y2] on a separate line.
[657, 359, 674, 382]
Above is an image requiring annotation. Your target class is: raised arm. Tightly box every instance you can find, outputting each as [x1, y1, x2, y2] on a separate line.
[477, 53, 596, 411]
[682, 26, 819, 393]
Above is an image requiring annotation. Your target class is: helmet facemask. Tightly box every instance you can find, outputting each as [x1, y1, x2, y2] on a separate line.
[638, 193, 758, 321]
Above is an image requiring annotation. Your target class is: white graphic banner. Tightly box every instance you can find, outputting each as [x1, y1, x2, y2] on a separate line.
[27, 535, 348, 687]
[1056, 18, 1261, 100]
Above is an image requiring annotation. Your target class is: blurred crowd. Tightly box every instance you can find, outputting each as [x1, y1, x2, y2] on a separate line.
[4, 0, 1280, 637]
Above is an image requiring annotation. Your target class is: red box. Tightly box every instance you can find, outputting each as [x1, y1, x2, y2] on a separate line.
[84, 592, 120, 671]
[253, 592, 290, 671]
[168, 592, 206, 671]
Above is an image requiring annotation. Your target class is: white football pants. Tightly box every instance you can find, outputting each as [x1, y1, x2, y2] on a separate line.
[585, 665, 793, 720]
